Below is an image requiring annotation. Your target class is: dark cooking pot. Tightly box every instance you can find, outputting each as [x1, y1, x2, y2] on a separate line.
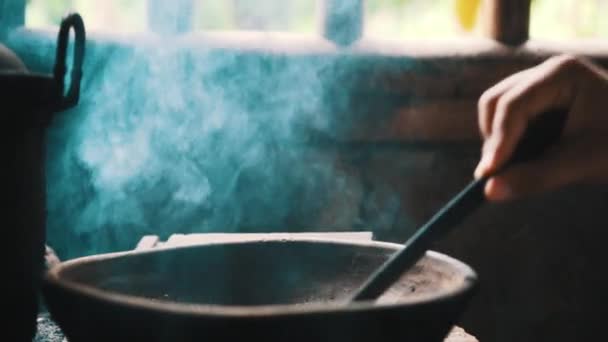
[43, 237, 478, 342]
[1, 13, 86, 341]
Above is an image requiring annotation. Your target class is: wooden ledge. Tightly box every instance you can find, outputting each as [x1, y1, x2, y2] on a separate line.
[7, 27, 608, 59]
[5, 28, 608, 143]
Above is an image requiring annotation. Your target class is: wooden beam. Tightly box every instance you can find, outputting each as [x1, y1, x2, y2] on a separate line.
[9, 29, 608, 143]
[482, 0, 531, 46]
[349, 99, 481, 142]
[318, 0, 363, 46]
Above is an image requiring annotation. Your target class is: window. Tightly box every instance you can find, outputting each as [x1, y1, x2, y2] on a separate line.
[24, 0, 319, 35]
[365, 0, 478, 40]
[195, 0, 317, 33]
[26, 0, 148, 33]
[366, 0, 608, 41]
[530, 0, 608, 40]
[21, 0, 608, 43]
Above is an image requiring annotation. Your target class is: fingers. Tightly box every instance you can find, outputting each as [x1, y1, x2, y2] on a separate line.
[484, 161, 570, 201]
[478, 68, 534, 139]
[484, 136, 608, 201]
[475, 56, 579, 178]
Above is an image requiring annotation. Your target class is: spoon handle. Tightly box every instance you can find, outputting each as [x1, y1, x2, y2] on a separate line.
[350, 177, 485, 301]
[498, 109, 568, 167]
[350, 109, 568, 302]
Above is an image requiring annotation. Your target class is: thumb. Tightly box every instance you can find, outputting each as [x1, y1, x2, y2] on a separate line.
[483, 137, 608, 201]
[484, 164, 569, 201]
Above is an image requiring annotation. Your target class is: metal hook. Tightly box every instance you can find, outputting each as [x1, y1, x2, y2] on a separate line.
[53, 13, 86, 111]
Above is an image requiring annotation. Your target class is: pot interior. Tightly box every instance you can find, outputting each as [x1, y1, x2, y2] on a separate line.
[54, 239, 472, 307]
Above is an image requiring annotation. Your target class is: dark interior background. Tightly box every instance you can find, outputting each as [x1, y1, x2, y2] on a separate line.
[3, 1, 608, 341]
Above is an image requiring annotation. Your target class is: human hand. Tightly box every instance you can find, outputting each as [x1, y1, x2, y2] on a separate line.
[474, 54, 608, 201]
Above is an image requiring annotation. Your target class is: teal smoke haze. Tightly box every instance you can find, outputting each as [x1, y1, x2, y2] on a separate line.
[39, 39, 404, 259]
[3, 3, 409, 260]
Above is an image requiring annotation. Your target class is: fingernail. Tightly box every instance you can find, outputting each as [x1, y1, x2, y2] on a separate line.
[488, 178, 512, 201]
[475, 139, 498, 178]
[474, 164, 484, 179]
[474, 153, 491, 178]
[474, 161, 485, 178]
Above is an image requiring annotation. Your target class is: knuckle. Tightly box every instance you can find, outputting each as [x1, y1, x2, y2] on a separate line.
[548, 54, 583, 73]
[555, 54, 580, 65]
[495, 94, 515, 118]
[478, 90, 499, 135]
[478, 90, 494, 113]
[494, 93, 523, 134]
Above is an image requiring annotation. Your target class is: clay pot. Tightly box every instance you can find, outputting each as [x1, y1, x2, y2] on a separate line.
[43, 236, 477, 341]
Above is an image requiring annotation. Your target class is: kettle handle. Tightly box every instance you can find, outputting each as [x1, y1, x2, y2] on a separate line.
[53, 13, 86, 111]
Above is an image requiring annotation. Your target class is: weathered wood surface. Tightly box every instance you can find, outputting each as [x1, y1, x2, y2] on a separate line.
[319, 0, 364, 46]
[6, 29, 608, 143]
[481, 0, 531, 45]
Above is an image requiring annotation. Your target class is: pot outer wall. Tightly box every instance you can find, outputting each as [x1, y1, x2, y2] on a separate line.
[3, 106, 48, 341]
[43, 280, 474, 342]
[1, 56, 55, 339]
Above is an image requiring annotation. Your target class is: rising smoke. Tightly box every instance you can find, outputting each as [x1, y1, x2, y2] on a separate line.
[9, 1, 406, 260]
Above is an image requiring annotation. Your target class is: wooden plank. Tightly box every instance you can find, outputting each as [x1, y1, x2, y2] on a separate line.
[8, 28, 608, 143]
[160, 231, 374, 247]
[9, 27, 608, 73]
[348, 99, 481, 142]
[481, 0, 531, 46]
[135, 235, 160, 250]
[319, 0, 363, 46]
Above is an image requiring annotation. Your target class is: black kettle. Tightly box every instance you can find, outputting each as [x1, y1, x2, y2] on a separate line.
[0, 13, 85, 340]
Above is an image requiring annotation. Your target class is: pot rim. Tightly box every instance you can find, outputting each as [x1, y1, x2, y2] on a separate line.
[0, 71, 62, 113]
[43, 237, 478, 317]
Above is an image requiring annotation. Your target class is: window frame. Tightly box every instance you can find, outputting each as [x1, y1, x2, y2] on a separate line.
[2, 0, 608, 143]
